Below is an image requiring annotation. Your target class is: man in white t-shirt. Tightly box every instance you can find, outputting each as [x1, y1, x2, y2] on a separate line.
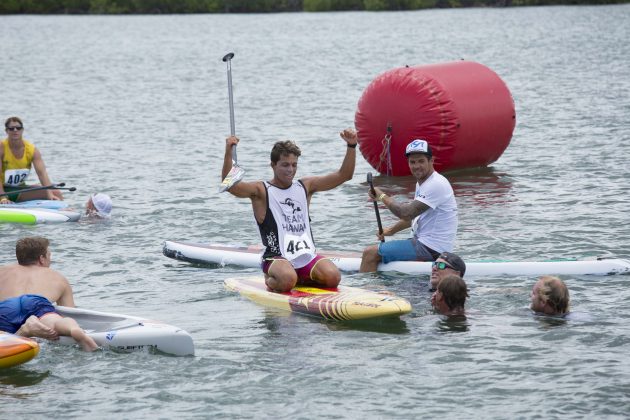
[359, 139, 458, 272]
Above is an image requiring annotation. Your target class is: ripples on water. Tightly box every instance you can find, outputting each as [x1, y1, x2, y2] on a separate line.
[1, 5, 629, 418]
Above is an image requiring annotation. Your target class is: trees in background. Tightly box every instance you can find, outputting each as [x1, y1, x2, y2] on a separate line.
[0, 0, 626, 13]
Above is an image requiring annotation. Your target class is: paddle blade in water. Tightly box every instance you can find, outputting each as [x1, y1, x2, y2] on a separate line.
[219, 164, 245, 193]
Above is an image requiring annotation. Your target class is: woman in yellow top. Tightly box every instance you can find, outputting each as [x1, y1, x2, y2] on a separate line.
[1, 117, 63, 203]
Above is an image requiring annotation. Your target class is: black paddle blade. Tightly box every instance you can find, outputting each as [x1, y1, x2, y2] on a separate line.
[222, 52, 234, 62]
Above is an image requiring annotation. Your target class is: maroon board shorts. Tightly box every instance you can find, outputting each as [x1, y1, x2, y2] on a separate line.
[261, 255, 326, 281]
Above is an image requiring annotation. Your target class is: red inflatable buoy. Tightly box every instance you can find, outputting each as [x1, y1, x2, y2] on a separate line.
[355, 61, 515, 175]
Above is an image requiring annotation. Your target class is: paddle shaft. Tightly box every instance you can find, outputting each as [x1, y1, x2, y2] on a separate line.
[0, 183, 75, 197]
[218, 52, 246, 193]
[223, 52, 237, 163]
[367, 173, 384, 242]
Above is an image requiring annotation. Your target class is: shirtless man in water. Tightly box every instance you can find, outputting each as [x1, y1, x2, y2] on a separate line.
[222, 129, 357, 293]
[0, 236, 98, 351]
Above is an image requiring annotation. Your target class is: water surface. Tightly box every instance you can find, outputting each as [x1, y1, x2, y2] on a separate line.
[1, 6, 629, 418]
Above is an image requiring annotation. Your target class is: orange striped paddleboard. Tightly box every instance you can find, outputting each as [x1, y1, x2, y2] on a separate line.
[0, 331, 40, 368]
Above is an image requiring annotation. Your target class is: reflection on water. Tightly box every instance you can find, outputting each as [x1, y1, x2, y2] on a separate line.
[435, 314, 470, 333]
[259, 309, 293, 332]
[325, 317, 409, 334]
[364, 174, 417, 197]
[258, 307, 410, 334]
[532, 313, 569, 329]
[360, 166, 515, 208]
[448, 167, 515, 208]
[2, 5, 630, 418]
[0, 368, 50, 389]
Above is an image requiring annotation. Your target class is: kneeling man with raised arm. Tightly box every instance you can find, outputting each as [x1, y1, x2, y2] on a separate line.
[222, 129, 358, 293]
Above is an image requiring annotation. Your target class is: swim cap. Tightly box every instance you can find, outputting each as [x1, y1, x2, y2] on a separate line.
[91, 193, 112, 218]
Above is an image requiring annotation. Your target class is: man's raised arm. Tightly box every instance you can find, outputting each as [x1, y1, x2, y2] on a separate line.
[303, 128, 358, 194]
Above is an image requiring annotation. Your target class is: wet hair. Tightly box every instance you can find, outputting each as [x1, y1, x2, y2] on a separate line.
[16, 236, 49, 266]
[437, 275, 469, 311]
[5, 116, 23, 129]
[270, 140, 301, 164]
[536, 276, 570, 314]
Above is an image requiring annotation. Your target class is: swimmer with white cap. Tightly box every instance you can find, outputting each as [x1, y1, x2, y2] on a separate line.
[85, 193, 112, 218]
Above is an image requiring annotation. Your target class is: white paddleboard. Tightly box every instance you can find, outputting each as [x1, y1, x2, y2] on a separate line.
[0, 207, 80, 224]
[2, 199, 70, 210]
[163, 240, 630, 276]
[55, 306, 194, 356]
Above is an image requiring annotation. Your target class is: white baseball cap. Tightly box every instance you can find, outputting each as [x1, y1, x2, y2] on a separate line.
[405, 139, 432, 157]
[91, 193, 112, 218]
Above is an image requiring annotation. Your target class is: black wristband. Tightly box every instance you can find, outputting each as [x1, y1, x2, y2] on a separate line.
[347, 143, 357, 149]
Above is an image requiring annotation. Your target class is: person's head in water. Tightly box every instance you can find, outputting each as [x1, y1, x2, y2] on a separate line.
[430, 252, 466, 290]
[431, 274, 468, 315]
[530, 276, 570, 316]
[86, 193, 112, 218]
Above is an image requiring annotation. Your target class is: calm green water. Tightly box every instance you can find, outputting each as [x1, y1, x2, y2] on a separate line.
[1, 5, 629, 418]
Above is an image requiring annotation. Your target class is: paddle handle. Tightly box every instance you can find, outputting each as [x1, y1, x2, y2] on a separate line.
[0, 183, 75, 197]
[223, 52, 237, 164]
[367, 172, 384, 243]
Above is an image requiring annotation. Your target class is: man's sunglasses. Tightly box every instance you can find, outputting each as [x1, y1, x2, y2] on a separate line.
[6, 126, 23, 131]
[432, 261, 454, 271]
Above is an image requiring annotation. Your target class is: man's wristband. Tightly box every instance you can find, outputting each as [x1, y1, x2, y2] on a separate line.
[378, 193, 387, 202]
[347, 143, 357, 149]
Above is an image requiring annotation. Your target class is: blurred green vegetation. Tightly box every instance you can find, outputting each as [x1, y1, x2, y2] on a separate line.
[0, 0, 627, 13]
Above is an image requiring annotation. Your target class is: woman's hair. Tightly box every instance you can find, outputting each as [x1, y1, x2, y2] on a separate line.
[537, 275, 570, 314]
[5, 116, 23, 128]
[438, 275, 469, 310]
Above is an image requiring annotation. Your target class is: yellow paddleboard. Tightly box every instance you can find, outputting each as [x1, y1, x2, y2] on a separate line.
[225, 276, 411, 321]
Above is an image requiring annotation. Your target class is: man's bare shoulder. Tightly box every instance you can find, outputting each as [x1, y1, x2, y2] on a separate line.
[30, 267, 73, 303]
[1, 264, 69, 285]
[39, 266, 70, 283]
[0, 264, 26, 279]
[0, 263, 22, 272]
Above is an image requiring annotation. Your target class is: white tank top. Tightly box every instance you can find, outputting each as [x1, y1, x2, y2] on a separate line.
[258, 180, 317, 268]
